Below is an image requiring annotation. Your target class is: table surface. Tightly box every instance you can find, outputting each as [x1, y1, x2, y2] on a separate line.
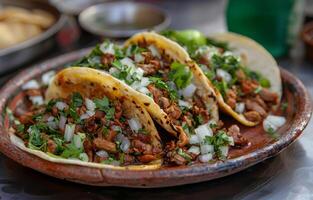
[0, 1, 313, 199]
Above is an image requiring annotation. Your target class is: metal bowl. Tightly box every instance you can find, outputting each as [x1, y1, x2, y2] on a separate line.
[78, 2, 170, 38]
[0, 0, 66, 74]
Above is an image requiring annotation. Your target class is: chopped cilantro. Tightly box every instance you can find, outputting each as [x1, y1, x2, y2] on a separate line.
[254, 86, 262, 94]
[260, 78, 270, 88]
[169, 62, 193, 89]
[149, 77, 178, 100]
[105, 107, 115, 121]
[46, 99, 57, 112]
[94, 97, 110, 111]
[204, 130, 233, 159]
[103, 127, 109, 136]
[28, 125, 46, 151]
[177, 148, 192, 161]
[61, 143, 83, 159]
[266, 127, 279, 139]
[16, 124, 25, 132]
[138, 128, 149, 135]
[71, 93, 83, 107]
[281, 102, 288, 112]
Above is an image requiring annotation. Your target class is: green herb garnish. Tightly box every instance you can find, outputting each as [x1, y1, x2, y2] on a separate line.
[169, 62, 193, 89]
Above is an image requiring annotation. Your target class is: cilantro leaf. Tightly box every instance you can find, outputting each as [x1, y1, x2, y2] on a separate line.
[169, 62, 193, 89]
[94, 97, 110, 110]
[149, 77, 178, 100]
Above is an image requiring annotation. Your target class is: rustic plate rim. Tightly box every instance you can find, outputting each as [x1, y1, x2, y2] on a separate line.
[0, 48, 311, 188]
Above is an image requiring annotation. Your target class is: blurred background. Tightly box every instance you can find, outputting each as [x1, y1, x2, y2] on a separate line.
[1, 1, 313, 200]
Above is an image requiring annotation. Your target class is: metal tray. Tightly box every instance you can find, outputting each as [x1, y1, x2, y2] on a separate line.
[0, 0, 66, 75]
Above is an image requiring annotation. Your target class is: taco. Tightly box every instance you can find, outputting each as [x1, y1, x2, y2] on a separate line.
[162, 30, 281, 126]
[9, 67, 162, 170]
[72, 32, 238, 165]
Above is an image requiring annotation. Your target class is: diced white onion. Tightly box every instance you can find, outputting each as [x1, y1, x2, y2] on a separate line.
[121, 57, 135, 68]
[134, 53, 145, 63]
[195, 124, 213, 142]
[228, 136, 235, 146]
[22, 80, 40, 90]
[47, 121, 58, 130]
[64, 124, 75, 142]
[100, 42, 115, 54]
[47, 116, 54, 122]
[29, 96, 44, 105]
[120, 137, 130, 153]
[59, 115, 66, 130]
[138, 87, 151, 95]
[263, 115, 286, 132]
[188, 146, 200, 155]
[41, 71, 55, 86]
[131, 81, 141, 90]
[73, 134, 83, 149]
[96, 150, 108, 158]
[86, 110, 95, 117]
[116, 133, 125, 143]
[128, 118, 142, 133]
[78, 153, 89, 162]
[140, 77, 150, 87]
[80, 113, 89, 120]
[181, 83, 197, 99]
[109, 67, 119, 75]
[178, 99, 192, 109]
[167, 81, 177, 90]
[199, 153, 213, 162]
[216, 69, 232, 83]
[200, 144, 214, 155]
[135, 67, 144, 78]
[85, 98, 96, 111]
[219, 146, 229, 157]
[235, 102, 245, 114]
[148, 45, 161, 58]
[55, 101, 67, 110]
[189, 134, 200, 144]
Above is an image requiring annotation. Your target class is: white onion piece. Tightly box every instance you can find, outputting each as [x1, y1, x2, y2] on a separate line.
[85, 98, 96, 111]
[73, 134, 83, 149]
[86, 110, 95, 117]
[29, 96, 44, 105]
[188, 146, 200, 155]
[148, 45, 161, 58]
[140, 77, 150, 87]
[263, 115, 286, 132]
[189, 134, 200, 144]
[219, 146, 229, 157]
[100, 42, 115, 54]
[59, 115, 66, 130]
[200, 144, 214, 155]
[47, 116, 54, 122]
[22, 80, 40, 90]
[228, 136, 235, 146]
[109, 67, 119, 75]
[134, 53, 145, 63]
[216, 69, 232, 83]
[138, 87, 151, 95]
[47, 121, 58, 130]
[55, 101, 67, 110]
[78, 153, 89, 162]
[120, 137, 130, 153]
[199, 153, 213, 162]
[181, 83, 197, 99]
[96, 150, 108, 158]
[64, 124, 75, 142]
[128, 118, 142, 133]
[135, 67, 144, 78]
[116, 133, 125, 143]
[42, 71, 55, 85]
[195, 124, 213, 142]
[235, 102, 245, 114]
[80, 113, 90, 120]
[121, 57, 135, 68]
[178, 99, 192, 109]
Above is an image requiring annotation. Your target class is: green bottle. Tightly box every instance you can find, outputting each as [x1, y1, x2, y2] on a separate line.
[226, 0, 300, 57]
